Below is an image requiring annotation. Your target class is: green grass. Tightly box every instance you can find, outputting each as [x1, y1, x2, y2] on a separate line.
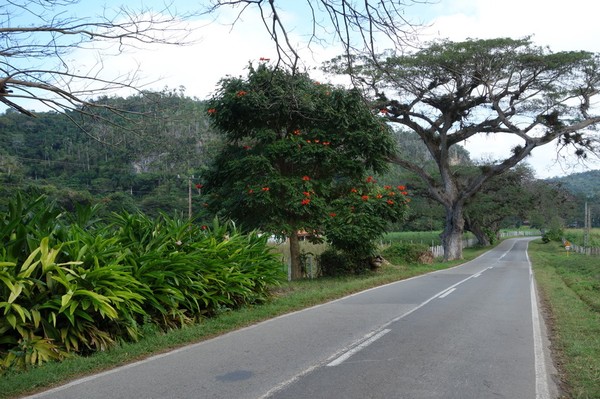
[382, 230, 445, 245]
[0, 245, 491, 399]
[563, 228, 600, 247]
[382, 230, 480, 246]
[529, 239, 600, 399]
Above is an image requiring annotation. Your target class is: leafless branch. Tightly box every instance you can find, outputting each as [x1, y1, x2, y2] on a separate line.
[204, 0, 431, 72]
[0, 0, 196, 122]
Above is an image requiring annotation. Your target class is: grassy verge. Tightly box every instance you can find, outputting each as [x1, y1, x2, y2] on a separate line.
[0, 246, 491, 399]
[528, 239, 600, 399]
[563, 228, 600, 247]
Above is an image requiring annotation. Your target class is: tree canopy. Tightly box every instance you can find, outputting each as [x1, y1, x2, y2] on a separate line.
[202, 62, 409, 278]
[326, 37, 600, 259]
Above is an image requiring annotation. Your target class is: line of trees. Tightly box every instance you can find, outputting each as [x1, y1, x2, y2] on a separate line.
[3, 1, 600, 264]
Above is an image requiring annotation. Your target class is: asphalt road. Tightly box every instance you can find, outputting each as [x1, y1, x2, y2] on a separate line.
[25, 238, 557, 399]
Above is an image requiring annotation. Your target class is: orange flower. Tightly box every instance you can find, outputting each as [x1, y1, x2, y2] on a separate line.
[401, 191, 408, 196]
[259, 57, 271, 61]
[361, 195, 369, 201]
[397, 185, 406, 191]
[366, 176, 375, 183]
[388, 191, 396, 196]
[329, 212, 336, 217]
[303, 191, 311, 197]
[262, 187, 270, 191]
[376, 194, 383, 199]
[302, 176, 311, 181]
[236, 90, 248, 97]
[384, 185, 392, 190]
[207, 108, 217, 114]
[301, 198, 311, 205]
[293, 129, 301, 135]
[248, 189, 254, 194]
[350, 188, 358, 193]
[322, 141, 331, 146]
[387, 199, 394, 205]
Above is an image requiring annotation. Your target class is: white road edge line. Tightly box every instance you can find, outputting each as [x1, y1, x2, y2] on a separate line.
[326, 329, 392, 367]
[526, 241, 551, 399]
[260, 263, 496, 397]
[437, 287, 456, 298]
[326, 266, 494, 368]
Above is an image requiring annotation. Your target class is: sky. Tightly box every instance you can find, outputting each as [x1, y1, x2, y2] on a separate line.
[6, 0, 600, 178]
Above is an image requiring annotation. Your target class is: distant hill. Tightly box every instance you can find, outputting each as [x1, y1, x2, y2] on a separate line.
[546, 170, 600, 198]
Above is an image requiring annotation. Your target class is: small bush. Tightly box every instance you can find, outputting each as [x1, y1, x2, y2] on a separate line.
[319, 249, 370, 276]
[382, 242, 431, 264]
[542, 228, 563, 243]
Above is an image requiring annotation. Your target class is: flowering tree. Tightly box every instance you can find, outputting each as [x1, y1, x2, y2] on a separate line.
[202, 63, 408, 279]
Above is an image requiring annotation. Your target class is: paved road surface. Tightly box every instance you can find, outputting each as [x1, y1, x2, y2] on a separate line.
[25, 238, 557, 399]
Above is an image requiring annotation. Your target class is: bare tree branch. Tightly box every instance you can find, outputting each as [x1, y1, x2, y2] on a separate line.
[0, 0, 196, 121]
[203, 0, 431, 72]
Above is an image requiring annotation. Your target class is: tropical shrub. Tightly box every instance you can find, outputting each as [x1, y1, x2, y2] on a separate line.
[318, 248, 358, 276]
[0, 195, 284, 372]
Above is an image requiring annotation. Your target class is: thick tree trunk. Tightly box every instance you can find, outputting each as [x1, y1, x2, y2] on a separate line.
[464, 217, 491, 246]
[469, 223, 491, 246]
[440, 204, 465, 261]
[288, 231, 302, 280]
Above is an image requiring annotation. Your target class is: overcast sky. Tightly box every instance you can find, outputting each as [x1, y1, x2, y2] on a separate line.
[8, 0, 600, 178]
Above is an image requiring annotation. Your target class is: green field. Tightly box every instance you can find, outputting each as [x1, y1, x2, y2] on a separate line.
[563, 228, 600, 247]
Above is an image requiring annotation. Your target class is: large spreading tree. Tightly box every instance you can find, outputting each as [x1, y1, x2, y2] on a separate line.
[326, 37, 600, 260]
[202, 63, 409, 279]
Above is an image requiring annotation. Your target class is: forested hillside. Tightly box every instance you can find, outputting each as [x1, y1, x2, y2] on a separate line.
[546, 170, 600, 227]
[547, 170, 600, 198]
[1, 92, 594, 230]
[0, 89, 221, 216]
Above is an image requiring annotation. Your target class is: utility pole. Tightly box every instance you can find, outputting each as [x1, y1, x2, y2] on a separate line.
[188, 176, 193, 220]
[584, 201, 591, 254]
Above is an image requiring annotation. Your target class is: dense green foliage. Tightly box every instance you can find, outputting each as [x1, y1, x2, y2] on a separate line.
[202, 63, 409, 277]
[0, 89, 222, 217]
[0, 194, 283, 372]
[546, 170, 600, 228]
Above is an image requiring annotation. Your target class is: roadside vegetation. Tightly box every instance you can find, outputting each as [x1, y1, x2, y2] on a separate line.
[562, 228, 600, 247]
[0, 233, 490, 399]
[529, 239, 600, 399]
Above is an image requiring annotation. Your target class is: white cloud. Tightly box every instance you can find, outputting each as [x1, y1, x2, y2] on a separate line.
[5, 0, 599, 178]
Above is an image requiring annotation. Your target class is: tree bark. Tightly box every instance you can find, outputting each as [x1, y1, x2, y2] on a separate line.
[464, 216, 491, 247]
[440, 203, 465, 261]
[289, 231, 302, 280]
